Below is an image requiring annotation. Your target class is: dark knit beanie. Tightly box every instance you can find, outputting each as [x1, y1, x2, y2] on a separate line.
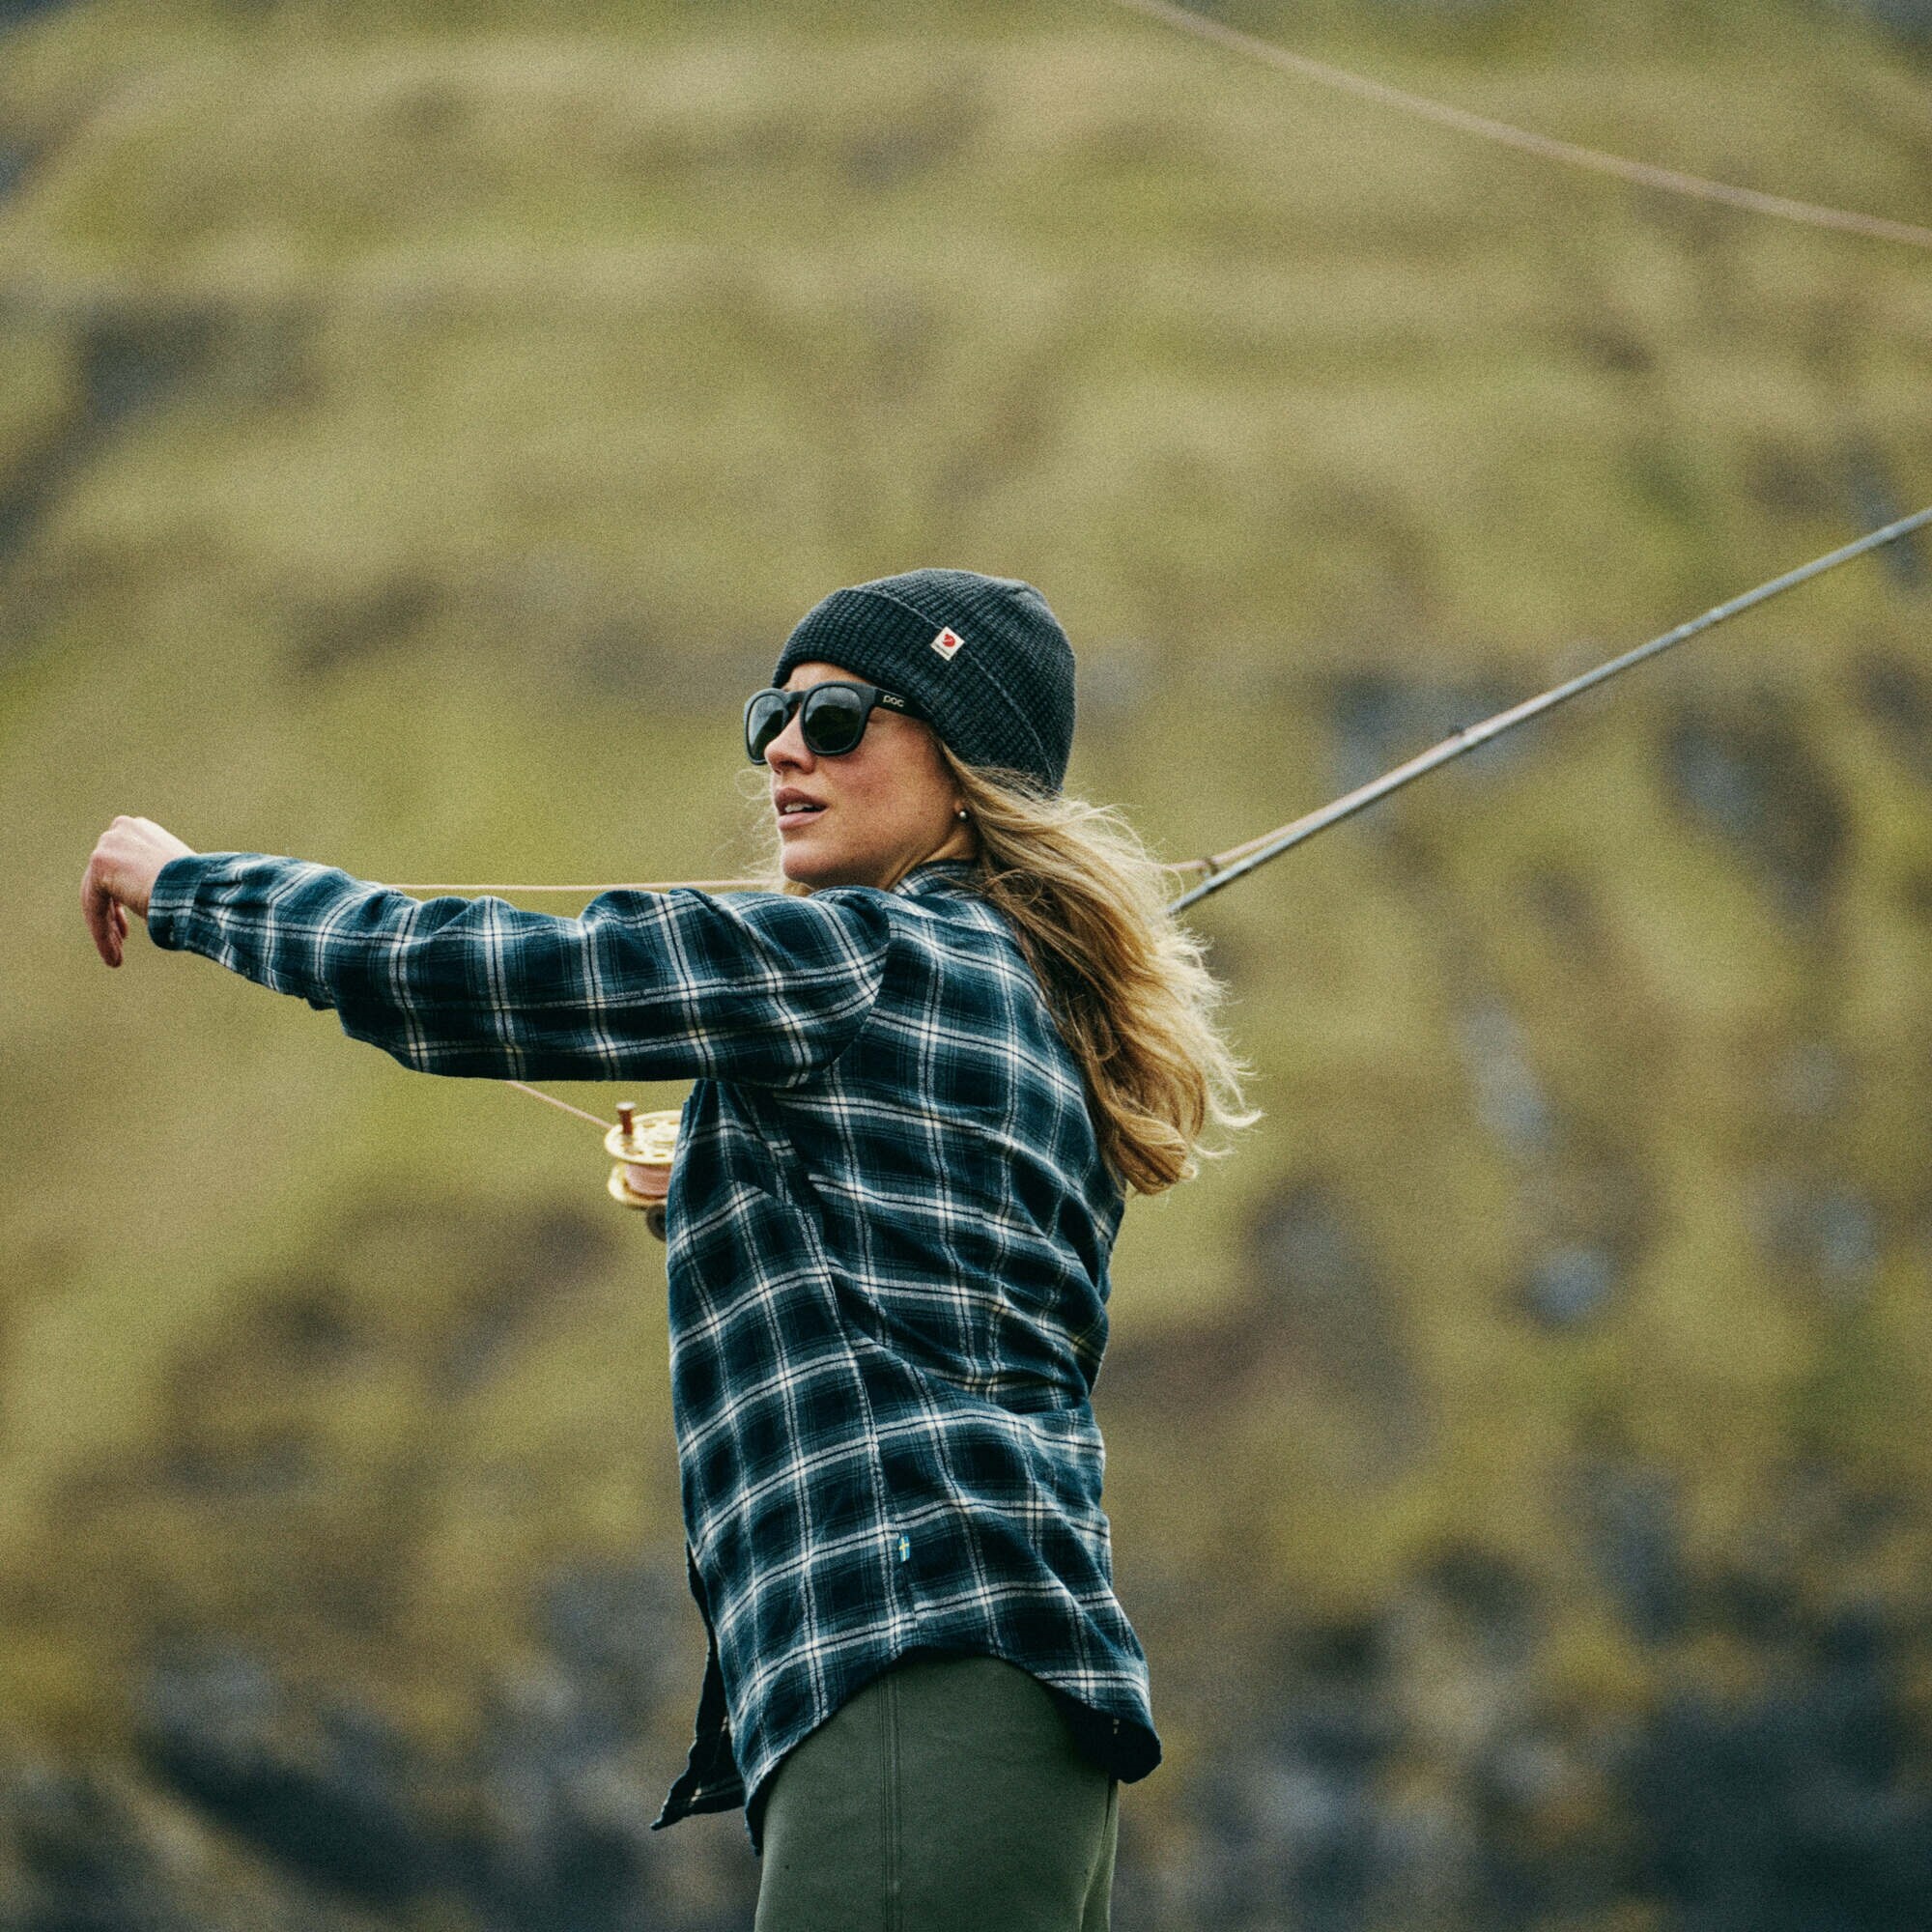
[770, 568, 1076, 796]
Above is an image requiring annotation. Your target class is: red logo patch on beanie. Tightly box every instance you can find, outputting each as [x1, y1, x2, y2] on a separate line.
[930, 626, 965, 661]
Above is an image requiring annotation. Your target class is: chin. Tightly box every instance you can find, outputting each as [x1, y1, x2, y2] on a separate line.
[781, 840, 885, 892]
[779, 841, 845, 889]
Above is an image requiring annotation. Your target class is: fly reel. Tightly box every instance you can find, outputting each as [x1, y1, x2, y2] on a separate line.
[606, 1101, 680, 1240]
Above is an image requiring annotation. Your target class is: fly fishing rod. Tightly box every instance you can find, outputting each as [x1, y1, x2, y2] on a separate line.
[404, 507, 1931, 1220]
[1165, 504, 1932, 916]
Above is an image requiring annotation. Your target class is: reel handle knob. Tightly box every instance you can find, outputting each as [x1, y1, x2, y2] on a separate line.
[604, 1101, 681, 1241]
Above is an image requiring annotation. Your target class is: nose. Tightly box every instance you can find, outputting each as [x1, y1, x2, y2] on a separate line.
[763, 704, 813, 774]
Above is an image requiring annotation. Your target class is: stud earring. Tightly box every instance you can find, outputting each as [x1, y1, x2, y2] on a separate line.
[954, 807, 969, 821]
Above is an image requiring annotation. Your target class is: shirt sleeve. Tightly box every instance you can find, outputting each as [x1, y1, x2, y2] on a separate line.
[145, 852, 893, 1088]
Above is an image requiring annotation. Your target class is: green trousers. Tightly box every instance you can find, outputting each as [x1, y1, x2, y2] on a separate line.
[753, 1650, 1120, 1931]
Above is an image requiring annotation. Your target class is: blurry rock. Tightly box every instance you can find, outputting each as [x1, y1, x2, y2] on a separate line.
[1702, 1562, 1804, 1649]
[1619, 1601, 1932, 1929]
[1568, 316, 1655, 377]
[1415, 1543, 1541, 1671]
[1802, 1190, 1880, 1295]
[1748, 1176, 1881, 1303]
[112, 1551, 743, 1932]
[0, 0, 77, 32]
[162, 1425, 314, 1500]
[1774, 1038, 1850, 1120]
[1467, 1722, 1625, 1926]
[389, 79, 466, 141]
[6, 1760, 186, 1931]
[1844, 0, 1932, 37]
[1457, 992, 1556, 1162]
[1660, 698, 1847, 920]
[540, 1557, 691, 1719]
[1098, 1177, 1427, 1476]
[431, 1201, 617, 1394]
[1375, 1795, 1485, 1927]
[1533, 1119, 1656, 1263]
[1250, 1180, 1430, 1472]
[1087, 1296, 1254, 1422]
[1744, 435, 1833, 519]
[1572, 1460, 1687, 1643]
[1855, 648, 1932, 782]
[443, 1553, 733, 1930]
[462, 1659, 657, 1931]
[0, 1748, 378, 1932]
[1523, 863, 1605, 953]
[134, 1646, 439, 1907]
[1188, 1617, 1402, 1927]
[1518, 1242, 1615, 1328]
[840, 94, 981, 193]
[78, 310, 219, 434]
[288, 576, 439, 679]
[0, 305, 221, 569]
[1386, 1558, 1617, 1918]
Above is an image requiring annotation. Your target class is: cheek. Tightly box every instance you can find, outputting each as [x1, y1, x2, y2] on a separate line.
[861, 780, 920, 842]
[838, 731, 952, 843]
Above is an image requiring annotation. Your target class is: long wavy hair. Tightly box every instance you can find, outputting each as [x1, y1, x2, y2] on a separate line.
[751, 750, 1258, 1194]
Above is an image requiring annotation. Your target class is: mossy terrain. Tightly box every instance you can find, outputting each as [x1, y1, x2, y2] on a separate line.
[3, 0, 1930, 1924]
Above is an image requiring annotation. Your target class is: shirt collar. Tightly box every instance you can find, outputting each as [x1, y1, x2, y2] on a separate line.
[893, 858, 980, 899]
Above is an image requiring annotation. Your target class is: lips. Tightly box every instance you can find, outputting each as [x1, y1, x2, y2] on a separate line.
[773, 787, 826, 826]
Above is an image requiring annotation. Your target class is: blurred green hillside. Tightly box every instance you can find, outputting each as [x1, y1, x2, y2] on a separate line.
[4, 0, 1931, 1925]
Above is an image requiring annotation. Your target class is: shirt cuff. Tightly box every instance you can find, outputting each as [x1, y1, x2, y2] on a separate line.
[145, 851, 270, 952]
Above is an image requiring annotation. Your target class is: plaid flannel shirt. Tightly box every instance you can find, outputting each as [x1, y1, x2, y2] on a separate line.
[147, 852, 1161, 1851]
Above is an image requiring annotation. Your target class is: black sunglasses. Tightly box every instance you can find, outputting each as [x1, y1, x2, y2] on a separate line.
[744, 680, 925, 763]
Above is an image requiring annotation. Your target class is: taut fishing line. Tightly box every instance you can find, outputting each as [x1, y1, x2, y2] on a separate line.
[1103, 0, 1932, 252]
[396, 510, 1931, 1229]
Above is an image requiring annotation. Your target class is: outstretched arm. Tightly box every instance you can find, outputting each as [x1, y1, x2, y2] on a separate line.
[86, 832, 895, 1088]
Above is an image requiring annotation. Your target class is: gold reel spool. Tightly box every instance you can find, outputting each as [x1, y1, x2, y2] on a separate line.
[606, 1100, 680, 1241]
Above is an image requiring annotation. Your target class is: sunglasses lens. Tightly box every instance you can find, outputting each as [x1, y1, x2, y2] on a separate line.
[746, 691, 790, 763]
[802, 684, 868, 755]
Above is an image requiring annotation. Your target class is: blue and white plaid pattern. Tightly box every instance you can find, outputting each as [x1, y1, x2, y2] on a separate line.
[147, 853, 1161, 1850]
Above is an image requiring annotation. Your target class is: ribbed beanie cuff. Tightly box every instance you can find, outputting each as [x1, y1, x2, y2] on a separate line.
[771, 569, 1076, 795]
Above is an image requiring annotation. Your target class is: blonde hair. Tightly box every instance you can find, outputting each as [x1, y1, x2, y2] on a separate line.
[751, 752, 1259, 1194]
[942, 752, 1258, 1193]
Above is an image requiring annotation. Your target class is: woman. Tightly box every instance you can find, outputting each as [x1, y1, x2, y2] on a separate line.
[82, 567, 1255, 1930]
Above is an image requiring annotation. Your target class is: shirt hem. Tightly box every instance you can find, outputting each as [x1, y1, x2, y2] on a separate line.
[730, 1633, 1159, 1858]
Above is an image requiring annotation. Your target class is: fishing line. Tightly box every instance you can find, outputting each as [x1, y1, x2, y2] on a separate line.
[396, 509, 1927, 1198]
[389, 878, 758, 894]
[1102, 0, 1932, 251]
[502, 1082, 612, 1129]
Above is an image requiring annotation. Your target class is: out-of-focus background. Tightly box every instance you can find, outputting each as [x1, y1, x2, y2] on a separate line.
[5, 0, 1931, 1924]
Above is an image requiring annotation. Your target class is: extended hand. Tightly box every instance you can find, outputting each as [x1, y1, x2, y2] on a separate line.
[83, 815, 197, 967]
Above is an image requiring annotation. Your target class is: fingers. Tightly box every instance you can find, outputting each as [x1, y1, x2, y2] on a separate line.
[82, 833, 137, 968]
[82, 861, 121, 968]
